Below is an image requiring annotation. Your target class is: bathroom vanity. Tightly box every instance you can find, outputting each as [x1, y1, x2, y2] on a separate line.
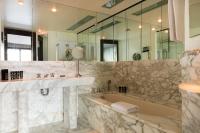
[0, 77, 94, 133]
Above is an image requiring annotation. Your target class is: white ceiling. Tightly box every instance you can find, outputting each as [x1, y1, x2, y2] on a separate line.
[2, 0, 169, 33]
[4, 0, 33, 30]
[45, 0, 141, 15]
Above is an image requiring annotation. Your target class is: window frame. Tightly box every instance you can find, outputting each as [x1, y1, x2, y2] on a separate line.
[4, 28, 36, 61]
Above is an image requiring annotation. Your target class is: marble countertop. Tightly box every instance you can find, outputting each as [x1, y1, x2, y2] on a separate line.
[0, 76, 95, 93]
[179, 81, 200, 93]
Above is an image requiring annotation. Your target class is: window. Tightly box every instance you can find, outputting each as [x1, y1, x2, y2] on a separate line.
[4, 28, 36, 61]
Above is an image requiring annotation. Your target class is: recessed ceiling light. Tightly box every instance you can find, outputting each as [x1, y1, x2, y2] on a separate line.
[139, 25, 142, 29]
[158, 19, 162, 23]
[152, 27, 156, 31]
[38, 29, 47, 35]
[17, 0, 24, 5]
[51, 6, 57, 13]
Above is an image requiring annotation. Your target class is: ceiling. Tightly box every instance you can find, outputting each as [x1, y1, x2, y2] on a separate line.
[45, 0, 141, 15]
[2, 0, 169, 33]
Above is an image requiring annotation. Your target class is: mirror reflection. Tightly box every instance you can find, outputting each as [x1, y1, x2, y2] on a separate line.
[100, 39, 118, 61]
[0, 0, 184, 62]
[190, 0, 200, 37]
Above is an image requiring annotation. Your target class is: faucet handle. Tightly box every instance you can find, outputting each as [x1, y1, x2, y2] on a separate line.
[44, 74, 49, 78]
[50, 73, 55, 78]
[36, 73, 41, 78]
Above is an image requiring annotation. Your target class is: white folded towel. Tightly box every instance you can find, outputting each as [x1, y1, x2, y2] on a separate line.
[111, 102, 139, 114]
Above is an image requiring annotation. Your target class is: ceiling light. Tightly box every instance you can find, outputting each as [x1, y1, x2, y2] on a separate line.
[139, 25, 142, 29]
[38, 29, 47, 35]
[51, 6, 57, 13]
[164, 30, 168, 33]
[17, 0, 24, 5]
[158, 19, 162, 23]
[102, 36, 106, 39]
[152, 28, 156, 31]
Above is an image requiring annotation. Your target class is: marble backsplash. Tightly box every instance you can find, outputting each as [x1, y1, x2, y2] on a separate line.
[79, 60, 182, 109]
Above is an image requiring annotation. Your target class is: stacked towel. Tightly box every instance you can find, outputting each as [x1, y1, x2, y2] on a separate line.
[111, 102, 139, 114]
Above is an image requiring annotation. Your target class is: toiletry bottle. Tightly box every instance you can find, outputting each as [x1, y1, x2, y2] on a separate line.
[1, 69, 8, 81]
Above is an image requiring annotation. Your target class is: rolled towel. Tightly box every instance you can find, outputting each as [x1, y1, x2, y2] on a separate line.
[111, 102, 139, 114]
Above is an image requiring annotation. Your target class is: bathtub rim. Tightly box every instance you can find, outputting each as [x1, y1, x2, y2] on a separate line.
[79, 93, 181, 133]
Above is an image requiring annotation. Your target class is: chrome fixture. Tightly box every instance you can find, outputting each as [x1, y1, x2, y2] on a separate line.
[72, 47, 84, 78]
[36, 73, 41, 78]
[60, 75, 66, 77]
[56, 43, 60, 61]
[44, 74, 49, 78]
[102, 0, 124, 9]
[40, 88, 49, 96]
[50, 73, 55, 78]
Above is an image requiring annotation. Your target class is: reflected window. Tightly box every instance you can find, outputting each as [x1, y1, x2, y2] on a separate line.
[4, 28, 36, 61]
[100, 40, 118, 61]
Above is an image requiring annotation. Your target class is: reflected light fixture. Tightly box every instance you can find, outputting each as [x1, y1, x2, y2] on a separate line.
[158, 19, 162, 23]
[102, 36, 106, 39]
[165, 30, 168, 33]
[51, 6, 57, 13]
[139, 25, 142, 29]
[17, 0, 24, 5]
[152, 27, 156, 31]
[37, 28, 47, 35]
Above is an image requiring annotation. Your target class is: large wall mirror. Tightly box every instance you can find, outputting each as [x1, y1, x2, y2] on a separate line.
[190, 0, 200, 37]
[0, 0, 184, 62]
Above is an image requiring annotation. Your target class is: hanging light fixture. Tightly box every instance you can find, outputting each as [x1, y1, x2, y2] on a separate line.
[17, 0, 24, 5]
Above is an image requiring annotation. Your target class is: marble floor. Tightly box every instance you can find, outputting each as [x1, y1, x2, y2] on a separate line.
[10, 122, 98, 133]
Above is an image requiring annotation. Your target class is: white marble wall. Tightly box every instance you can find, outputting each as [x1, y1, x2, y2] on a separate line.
[180, 50, 200, 133]
[0, 61, 76, 133]
[181, 90, 200, 133]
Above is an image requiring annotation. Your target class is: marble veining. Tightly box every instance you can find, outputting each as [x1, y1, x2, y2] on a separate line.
[180, 50, 200, 133]
[0, 60, 181, 132]
[181, 90, 200, 133]
[79, 94, 181, 133]
[80, 60, 181, 109]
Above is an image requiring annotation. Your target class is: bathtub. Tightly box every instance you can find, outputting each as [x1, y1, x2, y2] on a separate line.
[79, 93, 181, 133]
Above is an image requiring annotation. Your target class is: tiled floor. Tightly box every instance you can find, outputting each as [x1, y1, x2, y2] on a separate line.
[10, 122, 98, 133]
[30, 122, 97, 133]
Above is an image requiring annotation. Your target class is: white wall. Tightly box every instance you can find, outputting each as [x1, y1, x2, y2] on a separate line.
[189, 35, 200, 50]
